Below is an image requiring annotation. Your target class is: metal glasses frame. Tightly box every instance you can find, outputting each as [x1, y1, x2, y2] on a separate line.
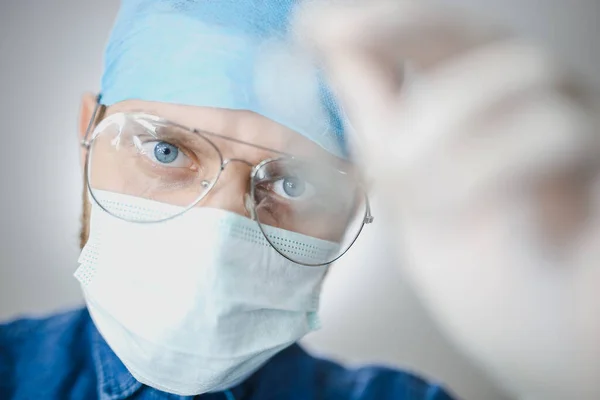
[81, 98, 374, 266]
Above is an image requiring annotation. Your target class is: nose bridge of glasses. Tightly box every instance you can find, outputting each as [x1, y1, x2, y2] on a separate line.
[197, 158, 252, 218]
[221, 158, 254, 169]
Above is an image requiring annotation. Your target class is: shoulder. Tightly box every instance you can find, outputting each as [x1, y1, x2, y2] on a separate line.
[0, 307, 94, 398]
[312, 356, 455, 400]
[253, 344, 456, 400]
[0, 307, 90, 354]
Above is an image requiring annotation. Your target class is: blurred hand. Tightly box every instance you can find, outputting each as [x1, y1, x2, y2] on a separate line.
[298, 1, 600, 399]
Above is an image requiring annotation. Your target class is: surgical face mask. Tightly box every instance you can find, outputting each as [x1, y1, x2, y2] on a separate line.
[74, 190, 336, 396]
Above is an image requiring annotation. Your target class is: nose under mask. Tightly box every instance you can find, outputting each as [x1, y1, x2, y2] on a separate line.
[75, 190, 337, 396]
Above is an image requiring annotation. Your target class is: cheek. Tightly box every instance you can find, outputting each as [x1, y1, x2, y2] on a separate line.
[88, 137, 122, 191]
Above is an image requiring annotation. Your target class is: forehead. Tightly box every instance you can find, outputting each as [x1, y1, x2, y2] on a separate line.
[105, 100, 347, 167]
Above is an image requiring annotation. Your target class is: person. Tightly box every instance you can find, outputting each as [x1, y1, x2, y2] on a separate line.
[0, 1, 455, 399]
[3, 0, 599, 399]
[298, 1, 600, 399]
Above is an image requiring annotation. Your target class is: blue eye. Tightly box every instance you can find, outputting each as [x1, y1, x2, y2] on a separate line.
[272, 176, 315, 201]
[282, 177, 306, 197]
[154, 141, 179, 164]
[140, 140, 192, 168]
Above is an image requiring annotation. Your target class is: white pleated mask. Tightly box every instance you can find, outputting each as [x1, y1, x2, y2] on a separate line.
[75, 190, 336, 396]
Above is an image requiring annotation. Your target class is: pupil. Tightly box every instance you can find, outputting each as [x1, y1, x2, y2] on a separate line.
[154, 142, 179, 164]
[283, 177, 305, 197]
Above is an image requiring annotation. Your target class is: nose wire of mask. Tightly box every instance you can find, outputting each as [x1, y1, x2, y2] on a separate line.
[74, 190, 335, 396]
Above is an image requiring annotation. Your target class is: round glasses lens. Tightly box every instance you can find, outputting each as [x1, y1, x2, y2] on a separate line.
[251, 158, 368, 265]
[87, 112, 222, 222]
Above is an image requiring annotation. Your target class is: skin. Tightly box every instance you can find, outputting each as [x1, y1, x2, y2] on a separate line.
[78, 93, 360, 249]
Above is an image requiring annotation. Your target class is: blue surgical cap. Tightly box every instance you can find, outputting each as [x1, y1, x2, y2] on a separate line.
[100, 0, 348, 158]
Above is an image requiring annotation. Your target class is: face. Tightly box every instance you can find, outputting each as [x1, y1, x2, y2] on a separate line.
[78, 95, 364, 252]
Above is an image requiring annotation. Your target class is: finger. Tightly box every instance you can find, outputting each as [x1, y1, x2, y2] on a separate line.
[293, 0, 503, 166]
[390, 40, 564, 168]
[294, 1, 406, 167]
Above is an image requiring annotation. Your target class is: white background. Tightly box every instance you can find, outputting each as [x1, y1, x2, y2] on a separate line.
[0, 1, 598, 399]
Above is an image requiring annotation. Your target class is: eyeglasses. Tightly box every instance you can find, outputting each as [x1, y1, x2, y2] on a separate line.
[81, 103, 373, 266]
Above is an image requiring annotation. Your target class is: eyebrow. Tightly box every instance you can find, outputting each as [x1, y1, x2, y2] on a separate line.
[106, 105, 347, 167]
[200, 129, 292, 157]
[119, 108, 294, 157]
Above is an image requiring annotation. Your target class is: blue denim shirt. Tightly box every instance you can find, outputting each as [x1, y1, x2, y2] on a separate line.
[0, 308, 455, 400]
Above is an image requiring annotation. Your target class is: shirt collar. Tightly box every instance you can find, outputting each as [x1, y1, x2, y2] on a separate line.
[88, 319, 143, 400]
